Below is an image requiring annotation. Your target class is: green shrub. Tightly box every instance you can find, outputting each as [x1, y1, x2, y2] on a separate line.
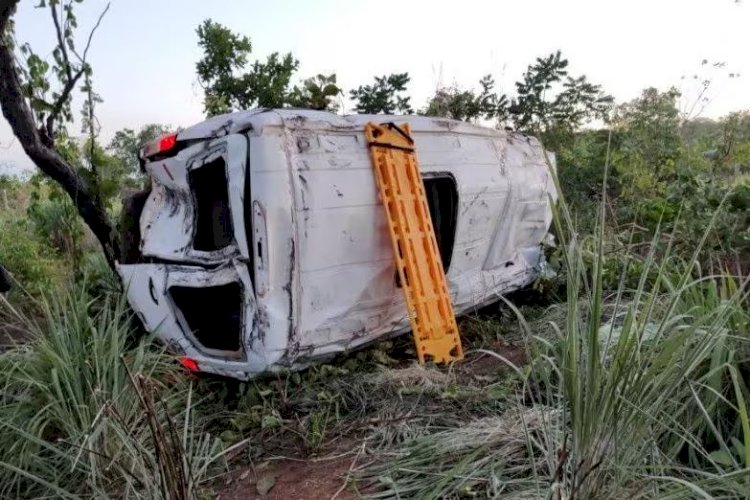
[26, 181, 85, 267]
[0, 215, 65, 303]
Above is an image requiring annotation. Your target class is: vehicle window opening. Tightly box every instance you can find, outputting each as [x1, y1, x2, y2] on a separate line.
[395, 174, 458, 288]
[424, 175, 458, 271]
[190, 157, 234, 251]
[169, 282, 242, 352]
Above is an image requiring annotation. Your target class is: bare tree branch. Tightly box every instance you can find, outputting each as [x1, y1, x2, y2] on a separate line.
[50, 0, 73, 82]
[44, 2, 109, 141]
[44, 65, 84, 141]
[71, 2, 110, 63]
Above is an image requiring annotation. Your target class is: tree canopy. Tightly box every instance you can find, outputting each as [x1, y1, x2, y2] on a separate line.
[108, 124, 171, 179]
[419, 51, 612, 151]
[349, 73, 413, 114]
[287, 73, 341, 111]
[506, 51, 613, 148]
[196, 20, 343, 116]
[422, 75, 506, 122]
[196, 19, 300, 116]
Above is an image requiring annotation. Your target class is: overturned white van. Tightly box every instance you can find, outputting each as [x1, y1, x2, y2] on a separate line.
[118, 109, 557, 380]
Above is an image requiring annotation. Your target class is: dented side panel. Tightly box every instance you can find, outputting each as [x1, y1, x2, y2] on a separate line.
[248, 126, 299, 368]
[118, 260, 258, 378]
[120, 110, 557, 380]
[139, 135, 250, 263]
[287, 121, 556, 362]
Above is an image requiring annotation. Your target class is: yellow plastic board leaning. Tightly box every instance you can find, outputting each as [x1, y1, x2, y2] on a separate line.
[365, 122, 464, 364]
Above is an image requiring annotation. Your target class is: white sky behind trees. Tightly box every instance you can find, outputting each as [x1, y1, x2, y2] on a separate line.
[1, 0, 748, 174]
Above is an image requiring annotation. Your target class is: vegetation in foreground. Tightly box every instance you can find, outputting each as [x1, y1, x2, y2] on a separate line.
[1, 1, 749, 498]
[1, 172, 748, 498]
[0, 287, 238, 498]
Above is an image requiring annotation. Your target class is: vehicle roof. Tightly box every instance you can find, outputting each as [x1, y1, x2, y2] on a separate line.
[176, 108, 530, 143]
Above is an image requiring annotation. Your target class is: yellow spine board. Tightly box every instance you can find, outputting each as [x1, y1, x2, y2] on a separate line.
[365, 122, 464, 364]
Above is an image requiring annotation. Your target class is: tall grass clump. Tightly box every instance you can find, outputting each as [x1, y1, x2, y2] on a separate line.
[0, 285, 233, 498]
[362, 147, 750, 498]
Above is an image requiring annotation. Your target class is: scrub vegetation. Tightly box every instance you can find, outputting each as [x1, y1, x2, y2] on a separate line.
[1, 2, 749, 498]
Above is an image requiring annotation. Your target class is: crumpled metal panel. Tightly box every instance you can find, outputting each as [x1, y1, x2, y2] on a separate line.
[118, 260, 260, 379]
[139, 134, 249, 263]
[289, 119, 557, 364]
[119, 110, 557, 380]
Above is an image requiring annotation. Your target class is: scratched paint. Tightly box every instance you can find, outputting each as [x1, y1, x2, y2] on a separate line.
[118, 110, 557, 380]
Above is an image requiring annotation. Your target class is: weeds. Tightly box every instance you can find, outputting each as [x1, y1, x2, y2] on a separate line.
[0, 286, 231, 498]
[360, 156, 750, 499]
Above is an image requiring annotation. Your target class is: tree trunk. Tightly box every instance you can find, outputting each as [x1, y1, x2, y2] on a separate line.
[0, 0, 120, 271]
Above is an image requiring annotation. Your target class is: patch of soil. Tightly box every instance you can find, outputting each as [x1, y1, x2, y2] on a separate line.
[215, 335, 531, 499]
[217, 452, 360, 500]
[461, 340, 528, 377]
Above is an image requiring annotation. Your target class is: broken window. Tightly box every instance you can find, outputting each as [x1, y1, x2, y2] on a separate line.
[189, 157, 234, 251]
[169, 282, 243, 352]
[396, 174, 458, 288]
[423, 174, 458, 271]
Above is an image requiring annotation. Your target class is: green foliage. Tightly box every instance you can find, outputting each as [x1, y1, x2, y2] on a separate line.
[78, 251, 122, 300]
[195, 19, 300, 115]
[556, 129, 611, 208]
[554, 84, 749, 272]
[613, 87, 683, 197]
[195, 19, 253, 115]
[422, 74, 506, 122]
[18, 44, 54, 123]
[17, 0, 96, 133]
[712, 111, 750, 175]
[79, 71, 101, 138]
[108, 123, 171, 181]
[0, 216, 64, 303]
[350, 73, 413, 114]
[420, 51, 610, 152]
[243, 52, 299, 109]
[507, 51, 612, 150]
[287, 73, 341, 111]
[26, 176, 84, 265]
[363, 170, 750, 499]
[0, 286, 230, 498]
[81, 139, 127, 205]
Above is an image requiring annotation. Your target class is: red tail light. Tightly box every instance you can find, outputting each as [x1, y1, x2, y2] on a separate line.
[179, 356, 200, 372]
[159, 133, 177, 153]
[140, 132, 178, 159]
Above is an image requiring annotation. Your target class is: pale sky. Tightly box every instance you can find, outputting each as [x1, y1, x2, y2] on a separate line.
[1, 0, 748, 174]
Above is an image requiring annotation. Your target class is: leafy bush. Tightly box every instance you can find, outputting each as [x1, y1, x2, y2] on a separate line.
[0, 215, 65, 303]
[26, 179, 85, 266]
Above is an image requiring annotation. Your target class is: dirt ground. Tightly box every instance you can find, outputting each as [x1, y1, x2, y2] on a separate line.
[217, 451, 362, 500]
[215, 339, 527, 499]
